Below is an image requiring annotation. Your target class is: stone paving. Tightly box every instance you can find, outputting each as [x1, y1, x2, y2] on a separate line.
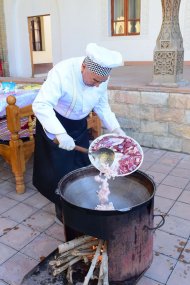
[0, 147, 190, 284]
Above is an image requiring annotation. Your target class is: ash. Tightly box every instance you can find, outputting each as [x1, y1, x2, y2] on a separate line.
[21, 251, 97, 285]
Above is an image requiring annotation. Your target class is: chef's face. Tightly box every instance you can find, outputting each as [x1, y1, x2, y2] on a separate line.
[81, 64, 109, 87]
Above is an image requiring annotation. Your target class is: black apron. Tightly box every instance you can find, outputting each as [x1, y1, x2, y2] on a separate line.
[33, 111, 90, 206]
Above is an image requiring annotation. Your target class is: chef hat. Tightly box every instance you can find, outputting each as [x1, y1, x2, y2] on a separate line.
[84, 43, 123, 76]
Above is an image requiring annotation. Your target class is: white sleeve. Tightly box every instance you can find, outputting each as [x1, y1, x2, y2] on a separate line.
[32, 68, 67, 135]
[93, 89, 120, 132]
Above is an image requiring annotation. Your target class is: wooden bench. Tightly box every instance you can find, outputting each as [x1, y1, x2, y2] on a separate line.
[0, 95, 101, 194]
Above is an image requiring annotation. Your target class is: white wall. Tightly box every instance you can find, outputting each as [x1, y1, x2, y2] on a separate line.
[180, 0, 190, 60]
[3, 0, 190, 77]
[57, 0, 190, 62]
[55, 0, 161, 61]
[56, 0, 159, 61]
[4, 0, 61, 77]
[33, 15, 53, 64]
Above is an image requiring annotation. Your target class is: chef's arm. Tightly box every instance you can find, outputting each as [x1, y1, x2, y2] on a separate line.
[93, 91, 126, 136]
[33, 88, 75, 150]
[32, 69, 75, 150]
[32, 68, 67, 136]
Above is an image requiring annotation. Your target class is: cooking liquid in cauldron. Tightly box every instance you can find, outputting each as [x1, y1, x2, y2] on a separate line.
[62, 174, 150, 211]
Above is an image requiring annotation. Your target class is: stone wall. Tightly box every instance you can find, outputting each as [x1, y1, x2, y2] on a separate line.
[108, 89, 190, 154]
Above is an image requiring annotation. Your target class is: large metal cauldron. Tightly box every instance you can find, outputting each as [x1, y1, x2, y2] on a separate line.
[58, 165, 162, 283]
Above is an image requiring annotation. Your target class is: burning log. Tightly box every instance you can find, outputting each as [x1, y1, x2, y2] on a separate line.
[97, 241, 109, 285]
[102, 241, 109, 285]
[83, 239, 103, 285]
[49, 235, 109, 284]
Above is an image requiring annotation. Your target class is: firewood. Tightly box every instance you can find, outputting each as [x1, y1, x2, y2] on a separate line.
[55, 254, 78, 267]
[97, 258, 104, 285]
[57, 238, 98, 260]
[73, 239, 99, 250]
[83, 239, 104, 285]
[55, 235, 98, 265]
[66, 266, 73, 284]
[52, 256, 82, 276]
[58, 235, 94, 253]
[49, 260, 58, 266]
[55, 249, 95, 267]
[72, 249, 95, 256]
[49, 235, 109, 284]
[53, 245, 97, 267]
[102, 241, 109, 285]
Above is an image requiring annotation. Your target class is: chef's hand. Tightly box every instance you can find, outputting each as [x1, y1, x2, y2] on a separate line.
[112, 128, 126, 136]
[56, 133, 75, 151]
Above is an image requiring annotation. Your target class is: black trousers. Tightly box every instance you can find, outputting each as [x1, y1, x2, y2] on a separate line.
[33, 112, 91, 207]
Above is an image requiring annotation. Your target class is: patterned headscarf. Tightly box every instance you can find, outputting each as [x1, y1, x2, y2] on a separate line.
[84, 56, 111, 76]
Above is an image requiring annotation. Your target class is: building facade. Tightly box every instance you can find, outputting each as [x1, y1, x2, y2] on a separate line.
[1, 0, 190, 77]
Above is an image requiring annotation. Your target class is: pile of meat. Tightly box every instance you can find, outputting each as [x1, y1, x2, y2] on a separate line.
[94, 164, 116, 211]
[91, 135, 143, 175]
[92, 135, 143, 210]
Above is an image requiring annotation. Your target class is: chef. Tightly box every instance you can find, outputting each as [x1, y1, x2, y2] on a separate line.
[32, 43, 126, 225]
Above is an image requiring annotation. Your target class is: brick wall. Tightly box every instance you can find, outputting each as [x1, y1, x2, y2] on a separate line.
[108, 89, 190, 154]
[0, 0, 9, 76]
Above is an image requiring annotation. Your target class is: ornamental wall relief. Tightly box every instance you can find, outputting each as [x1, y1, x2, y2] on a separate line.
[153, 0, 184, 84]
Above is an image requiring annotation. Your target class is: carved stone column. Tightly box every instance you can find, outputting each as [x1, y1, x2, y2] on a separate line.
[152, 0, 184, 85]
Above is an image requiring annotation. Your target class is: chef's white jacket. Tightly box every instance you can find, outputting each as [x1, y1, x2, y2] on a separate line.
[32, 57, 120, 138]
